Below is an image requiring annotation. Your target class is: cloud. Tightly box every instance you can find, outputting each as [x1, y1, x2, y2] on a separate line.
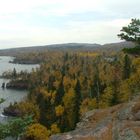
[0, 0, 139, 48]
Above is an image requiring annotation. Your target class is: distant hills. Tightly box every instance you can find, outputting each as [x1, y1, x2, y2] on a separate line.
[0, 41, 134, 56]
[102, 41, 134, 51]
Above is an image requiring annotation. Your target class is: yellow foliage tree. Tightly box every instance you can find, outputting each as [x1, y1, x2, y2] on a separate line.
[16, 101, 40, 121]
[24, 123, 50, 140]
[55, 105, 64, 117]
[99, 87, 113, 108]
[63, 88, 76, 130]
[51, 123, 60, 134]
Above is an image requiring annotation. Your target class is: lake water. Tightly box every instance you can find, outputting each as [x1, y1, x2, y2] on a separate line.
[0, 56, 39, 123]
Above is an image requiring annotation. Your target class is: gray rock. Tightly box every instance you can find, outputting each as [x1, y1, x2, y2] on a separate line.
[50, 100, 140, 140]
[120, 129, 139, 140]
[134, 110, 140, 120]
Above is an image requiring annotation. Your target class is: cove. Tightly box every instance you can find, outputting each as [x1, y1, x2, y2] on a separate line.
[0, 56, 39, 123]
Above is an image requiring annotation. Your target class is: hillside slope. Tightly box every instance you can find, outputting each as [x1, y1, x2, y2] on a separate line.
[0, 43, 101, 56]
[0, 42, 134, 56]
[50, 94, 140, 140]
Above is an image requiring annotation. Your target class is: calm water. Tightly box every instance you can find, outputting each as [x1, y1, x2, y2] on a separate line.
[0, 56, 39, 122]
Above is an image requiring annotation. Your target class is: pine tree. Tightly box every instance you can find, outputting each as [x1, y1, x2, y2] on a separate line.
[92, 66, 100, 108]
[123, 54, 131, 79]
[13, 68, 17, 79]
[111, 65, 121, 105]
[74, 79, 81, 123]
[48, 75, 55, 91]
[55, 79, 65, 105]
[118, 18, 140, 45]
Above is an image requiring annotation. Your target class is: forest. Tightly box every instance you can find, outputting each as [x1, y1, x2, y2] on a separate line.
[1, 50, 140, 140]
[0, 19, 140, 140]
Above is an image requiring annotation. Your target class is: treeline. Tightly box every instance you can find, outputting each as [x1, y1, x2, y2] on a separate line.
[4, 50, 140, 139]
[11, 51, 55, 64]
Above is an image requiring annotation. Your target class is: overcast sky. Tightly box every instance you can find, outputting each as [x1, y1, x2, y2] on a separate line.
[0, 0, 140, 48]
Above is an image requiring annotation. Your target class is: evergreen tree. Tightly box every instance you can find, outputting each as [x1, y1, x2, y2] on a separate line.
[118, 18, 140, 45]
[55, 79, 65, 105]
[64, 52, 69, 62]
[13, 68, 17, 79]
[48, 75, 55, 91]
[92, 66, 100, 108]
[123, 54, 131, 79]
[111, 66, 120, 105]
[74, 79, 81, 123]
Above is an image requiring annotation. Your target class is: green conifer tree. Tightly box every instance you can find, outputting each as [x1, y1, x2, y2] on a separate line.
[55, 79, 65, 105]
[123, 54, 131, 79]
[74, 79, 81, 123]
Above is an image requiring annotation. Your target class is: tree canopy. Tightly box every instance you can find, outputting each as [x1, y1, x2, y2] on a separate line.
[118, 18, 140, 45]
[3, 36, 140, 139]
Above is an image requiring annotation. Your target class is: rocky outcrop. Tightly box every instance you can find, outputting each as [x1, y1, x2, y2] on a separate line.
[50, 96, 140, 140]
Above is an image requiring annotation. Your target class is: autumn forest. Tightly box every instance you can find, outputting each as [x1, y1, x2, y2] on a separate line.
[0, 19, 140, 140]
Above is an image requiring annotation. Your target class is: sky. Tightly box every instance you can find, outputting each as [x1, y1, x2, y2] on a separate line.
[0, 0, 140, 49]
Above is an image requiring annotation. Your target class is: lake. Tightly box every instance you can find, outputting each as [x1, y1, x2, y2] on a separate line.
[0, 56, 39, 123]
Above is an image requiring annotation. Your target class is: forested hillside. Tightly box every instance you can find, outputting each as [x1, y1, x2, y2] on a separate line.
[0, 42, 134, 56]
[1, 48, 140, 139]
[0, 0, 140, 136]
[1, 18, 140, 140]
